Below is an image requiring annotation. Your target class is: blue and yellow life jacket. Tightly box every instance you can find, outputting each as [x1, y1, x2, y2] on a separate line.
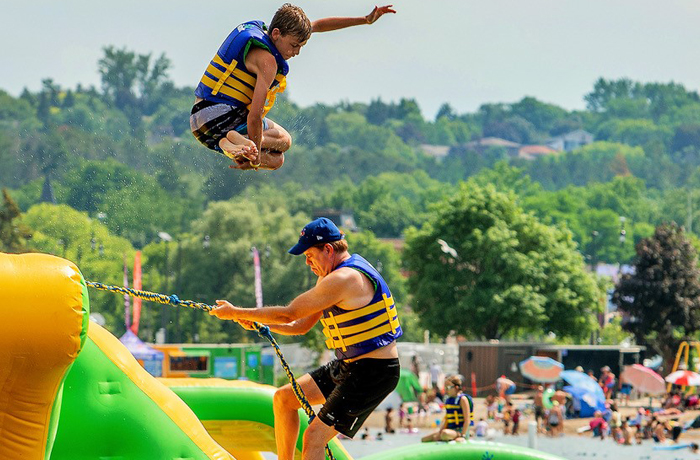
[445, 393, 474, 429]
[194, 21, 288, 117]
[320, 254, 402, 360]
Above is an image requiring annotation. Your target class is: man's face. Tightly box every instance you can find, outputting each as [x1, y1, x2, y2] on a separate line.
[303, 245, 333, 277]
[270, 29, 307, 60]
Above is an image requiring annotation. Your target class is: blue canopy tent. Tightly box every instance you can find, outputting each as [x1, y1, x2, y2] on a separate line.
[563, 385, 606, 417]
[119, 329, 164, 377]
[560, 370, 606, 417]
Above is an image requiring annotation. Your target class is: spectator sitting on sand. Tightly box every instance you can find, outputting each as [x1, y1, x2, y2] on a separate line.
[590, 411, 608, 440]
[621, 418, 633, 445]
[475, 418, 489, 438]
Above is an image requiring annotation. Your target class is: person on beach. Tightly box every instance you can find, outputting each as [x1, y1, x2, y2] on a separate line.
[502, 401, 512, 435]
[511, 408, 521, 435]
[398, 403, 406, 428]
[421, 375, 473, 442]
[385, 407, 396, 434]
[599, 366, 616, 399]
[486, 394, 497, 421]
[609, 402, 622, 442]
[590, 411, 608, 440]
[547, 401, 564, 437]
[534, 386, 545, 432]
[209, 217, 402, 460]
[475, 418, 489, 438]
[621, 418, 633, 445]
[191, 4, 396, 171]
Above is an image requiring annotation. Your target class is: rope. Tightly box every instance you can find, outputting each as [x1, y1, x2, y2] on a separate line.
[86, 280, 336, 460]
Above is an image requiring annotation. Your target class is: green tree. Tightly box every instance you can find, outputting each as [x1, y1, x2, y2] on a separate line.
[98, 46, 173, 127]
[0, 189, 32, 252]
[612, 223, 700, 367]
[169, 199, 313, 344]
[404, 183, 601, 340]
[23, 203, 136, 333]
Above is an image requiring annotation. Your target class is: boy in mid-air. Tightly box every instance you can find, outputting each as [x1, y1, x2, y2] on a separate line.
[190, 3, 395, 171]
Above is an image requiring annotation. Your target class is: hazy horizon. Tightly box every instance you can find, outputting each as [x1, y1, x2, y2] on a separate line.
[4, 0, 700, 118]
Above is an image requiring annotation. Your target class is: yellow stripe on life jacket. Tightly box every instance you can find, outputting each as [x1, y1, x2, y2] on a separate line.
[320, 293, 399, 352]
[205, 63, 255, 99]
[212, 54, 257, 87]
[200, 74, 252, 105]
[210, 56, 238, 97]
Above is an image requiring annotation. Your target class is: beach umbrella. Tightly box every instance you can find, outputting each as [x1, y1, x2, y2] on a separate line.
[560, 370, 605, 401]
[665, 370, 700, 386]
[621, 364, 665, 395]
[518, 356, 564, 383]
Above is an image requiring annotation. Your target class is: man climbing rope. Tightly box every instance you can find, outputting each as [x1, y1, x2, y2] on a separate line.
[190, 4, 396, 171]
[210, 217, 402, 460]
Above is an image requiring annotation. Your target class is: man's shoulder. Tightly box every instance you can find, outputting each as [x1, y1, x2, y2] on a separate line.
[325, 265, 364, 284]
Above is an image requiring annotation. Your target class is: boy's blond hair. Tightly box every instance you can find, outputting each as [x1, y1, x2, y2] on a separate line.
[270, 4, 312, 41]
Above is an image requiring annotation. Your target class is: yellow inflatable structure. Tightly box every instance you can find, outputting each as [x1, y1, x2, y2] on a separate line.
[0, 253, 87, 460]
[0, 253, 233, 460]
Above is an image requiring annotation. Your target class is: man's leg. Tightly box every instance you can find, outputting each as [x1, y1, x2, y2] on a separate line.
[302, 417, 339, 460]
[273, 373, 325, 460]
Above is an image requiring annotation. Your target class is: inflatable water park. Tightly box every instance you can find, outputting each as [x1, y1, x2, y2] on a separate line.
[0, 252, 566, 460]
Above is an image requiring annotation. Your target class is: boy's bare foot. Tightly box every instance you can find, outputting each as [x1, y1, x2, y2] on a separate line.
[219, 137, 258, 163]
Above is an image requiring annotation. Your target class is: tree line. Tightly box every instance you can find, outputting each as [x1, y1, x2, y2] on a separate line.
[3, 47, 700, 362]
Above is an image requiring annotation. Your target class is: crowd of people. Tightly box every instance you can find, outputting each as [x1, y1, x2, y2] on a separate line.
[358, 358, 700, 455]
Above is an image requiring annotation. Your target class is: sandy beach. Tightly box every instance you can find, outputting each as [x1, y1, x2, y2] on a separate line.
[352, 394, 700, 459]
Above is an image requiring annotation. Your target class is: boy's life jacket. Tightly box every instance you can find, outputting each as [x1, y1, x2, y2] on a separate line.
[195, 21, 289, 117]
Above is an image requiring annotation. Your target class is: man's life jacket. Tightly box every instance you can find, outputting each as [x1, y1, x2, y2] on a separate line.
[320, 254, 402, 360]
[445, 393, 475, 429]
[195, 21, 288, 117]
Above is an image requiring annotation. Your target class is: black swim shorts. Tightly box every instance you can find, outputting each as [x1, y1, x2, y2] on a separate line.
[189, 100, 269, 154]
[310, 358, 400, 438]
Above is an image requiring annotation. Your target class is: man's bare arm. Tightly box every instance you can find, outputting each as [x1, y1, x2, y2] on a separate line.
[210, 270, 355, 324]
[311, 5, 396, 33]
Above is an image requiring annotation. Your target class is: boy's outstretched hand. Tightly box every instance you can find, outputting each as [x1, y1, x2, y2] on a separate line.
[366, 5, 396, 24]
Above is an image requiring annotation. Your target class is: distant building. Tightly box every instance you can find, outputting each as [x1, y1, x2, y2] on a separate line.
[312, 209, 358, 232]
[465, 137, 522, 157]
[459, 341, 644, 395]
[518, 145, 559, 160]
[419, 144, 451, 161]
[546, 129, 594, 152]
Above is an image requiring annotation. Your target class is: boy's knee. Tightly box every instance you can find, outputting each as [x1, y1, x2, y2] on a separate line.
[278, 132, 292, 152]
[268, 153, 285, 170]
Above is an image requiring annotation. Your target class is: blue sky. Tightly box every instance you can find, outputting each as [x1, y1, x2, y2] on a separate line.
[4, 0, 700, 118]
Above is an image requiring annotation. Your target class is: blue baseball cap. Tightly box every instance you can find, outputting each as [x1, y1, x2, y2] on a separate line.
[288, 217, 344, 255]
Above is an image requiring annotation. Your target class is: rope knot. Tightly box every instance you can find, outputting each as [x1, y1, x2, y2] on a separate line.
[256, 324, 272, 340]
[169, 294, 181, 305]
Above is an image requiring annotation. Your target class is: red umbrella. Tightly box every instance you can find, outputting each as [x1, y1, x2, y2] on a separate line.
[621, 364, 665, 395]
[665, 370, 700, 386]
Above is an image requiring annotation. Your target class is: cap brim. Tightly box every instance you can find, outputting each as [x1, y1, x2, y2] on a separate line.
[288, 241, 309, 255]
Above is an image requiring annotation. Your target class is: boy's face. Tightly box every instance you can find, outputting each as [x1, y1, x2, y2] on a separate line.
[270, 29, 307, 60]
